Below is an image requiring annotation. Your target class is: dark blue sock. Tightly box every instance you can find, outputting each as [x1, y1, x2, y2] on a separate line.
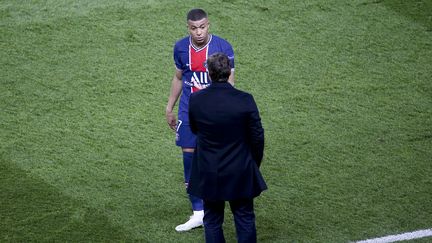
[183, 151, 203, 211]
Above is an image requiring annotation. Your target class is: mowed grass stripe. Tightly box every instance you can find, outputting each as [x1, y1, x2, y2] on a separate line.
[0, 159, 131, 241]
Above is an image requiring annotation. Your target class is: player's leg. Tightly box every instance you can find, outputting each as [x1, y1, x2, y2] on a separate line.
[182, 148, 204, 212]
[175, 147, 204, 232]
[175, 121, 204, 232]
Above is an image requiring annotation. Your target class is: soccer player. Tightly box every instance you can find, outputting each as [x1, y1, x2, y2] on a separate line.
[165, 8, 235, 232]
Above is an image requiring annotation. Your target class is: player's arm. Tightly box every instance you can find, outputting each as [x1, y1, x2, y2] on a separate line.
[228, 69, 235, 86]
[225, 42, 235, 86]
[166, 68, 183, 131]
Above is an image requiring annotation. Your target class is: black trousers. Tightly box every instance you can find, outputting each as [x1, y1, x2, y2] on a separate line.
[203, 198, 256, 243]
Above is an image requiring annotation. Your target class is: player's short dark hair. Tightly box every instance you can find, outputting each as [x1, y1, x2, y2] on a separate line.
[207, 53, 231, 83]
[187, 9, 208, 21]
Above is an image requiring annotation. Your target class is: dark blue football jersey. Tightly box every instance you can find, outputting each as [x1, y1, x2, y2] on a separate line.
[173, 34, 235, 124]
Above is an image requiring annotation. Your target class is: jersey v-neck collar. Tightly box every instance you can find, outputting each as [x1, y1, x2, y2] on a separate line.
[190, 34, 212, 52]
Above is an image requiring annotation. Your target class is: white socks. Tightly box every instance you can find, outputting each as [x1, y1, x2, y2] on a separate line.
[193, 210, 204, 217]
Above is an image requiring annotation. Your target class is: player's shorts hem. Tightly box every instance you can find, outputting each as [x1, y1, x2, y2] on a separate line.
[175, 120, 197, 148]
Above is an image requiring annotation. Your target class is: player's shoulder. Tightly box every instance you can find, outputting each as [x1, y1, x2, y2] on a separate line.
[211, 35, 232, 45]
[174, 36, 190, 48]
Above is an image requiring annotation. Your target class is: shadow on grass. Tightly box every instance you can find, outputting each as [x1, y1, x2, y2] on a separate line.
[381, 0, 432, 30]
[0, 160, 131, 242]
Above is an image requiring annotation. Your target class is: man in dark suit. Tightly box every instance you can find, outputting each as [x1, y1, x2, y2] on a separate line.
[188, 52, 267, 243]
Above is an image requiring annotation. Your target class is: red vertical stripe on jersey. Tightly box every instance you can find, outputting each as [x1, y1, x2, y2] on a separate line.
[189, 46, 208, 72]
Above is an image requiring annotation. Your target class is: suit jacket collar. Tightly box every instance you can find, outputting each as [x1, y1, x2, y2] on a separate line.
[209, 82, 233, 89]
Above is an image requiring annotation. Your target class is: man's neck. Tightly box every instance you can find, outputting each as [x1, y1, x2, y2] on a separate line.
[191, 35, 211, 49]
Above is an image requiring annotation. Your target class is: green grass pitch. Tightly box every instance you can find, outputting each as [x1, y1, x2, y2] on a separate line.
[1, 0, 431, 242]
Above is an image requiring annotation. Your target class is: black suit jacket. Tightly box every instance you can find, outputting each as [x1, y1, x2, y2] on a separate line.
[187, 82, 267, 201]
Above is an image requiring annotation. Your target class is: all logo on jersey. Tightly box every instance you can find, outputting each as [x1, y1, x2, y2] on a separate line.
[189, 44, 210, 93]
[191, 71, 210, 93]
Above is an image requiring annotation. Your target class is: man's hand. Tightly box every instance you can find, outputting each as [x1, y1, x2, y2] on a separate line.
[166, 110, 177, 131]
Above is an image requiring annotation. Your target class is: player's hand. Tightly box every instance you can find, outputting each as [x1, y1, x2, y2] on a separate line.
[166, 110, 177, 131]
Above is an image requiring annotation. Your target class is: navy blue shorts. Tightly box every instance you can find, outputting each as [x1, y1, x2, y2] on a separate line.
[176, 120, 196, 148]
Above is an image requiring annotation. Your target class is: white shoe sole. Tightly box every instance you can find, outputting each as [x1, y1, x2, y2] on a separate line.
[175, 221, 203, 232]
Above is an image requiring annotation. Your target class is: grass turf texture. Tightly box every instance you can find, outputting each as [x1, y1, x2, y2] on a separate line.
[1, 0, 431, 242]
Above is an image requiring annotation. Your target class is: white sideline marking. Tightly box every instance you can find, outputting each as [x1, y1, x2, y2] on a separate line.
[355, 228, 432, 243]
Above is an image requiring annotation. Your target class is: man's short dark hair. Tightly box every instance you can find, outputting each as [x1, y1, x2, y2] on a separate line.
[207, 53, 231, 83]
[187, 9, 208, 21]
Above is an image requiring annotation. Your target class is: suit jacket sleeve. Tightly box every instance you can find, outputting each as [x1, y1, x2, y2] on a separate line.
[247, 95, 265, 167]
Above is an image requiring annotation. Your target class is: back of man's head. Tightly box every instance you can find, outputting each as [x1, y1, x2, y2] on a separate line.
[187, 9, 207, 21]
[207, 53, 231, 83]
